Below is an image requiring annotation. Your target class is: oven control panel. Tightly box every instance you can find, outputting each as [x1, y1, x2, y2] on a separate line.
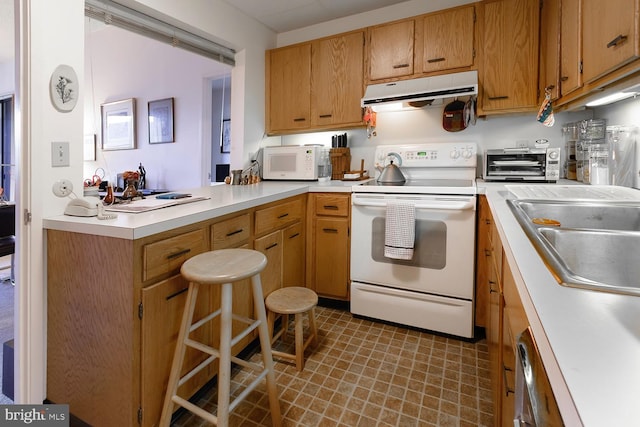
[375, 142, 478, 168]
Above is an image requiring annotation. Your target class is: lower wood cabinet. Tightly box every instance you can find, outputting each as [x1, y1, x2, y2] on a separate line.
[46, 194, 306, 427]
[477, 195, 530, 427]
[307, 193, 351, 299]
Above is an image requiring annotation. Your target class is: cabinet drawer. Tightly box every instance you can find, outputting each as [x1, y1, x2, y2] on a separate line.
[314, 194, 350, 217]
[212, 213, 251, 249]
[143, 228, 207, 282]
[255, 197, 303, 236]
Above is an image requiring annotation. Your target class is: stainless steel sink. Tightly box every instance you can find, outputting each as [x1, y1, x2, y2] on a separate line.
[507, 199, 640, 296]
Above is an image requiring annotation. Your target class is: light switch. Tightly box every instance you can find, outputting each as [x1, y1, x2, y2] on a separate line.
[52, 142, 70, 167]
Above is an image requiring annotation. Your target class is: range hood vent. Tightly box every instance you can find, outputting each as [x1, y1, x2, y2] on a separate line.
[362, 70, 478, 107]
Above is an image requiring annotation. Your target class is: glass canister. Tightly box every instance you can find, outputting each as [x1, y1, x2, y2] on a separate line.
[607, 125, 638, 187]
[318, 149, 332, 182]
[587, 144, 609, 185]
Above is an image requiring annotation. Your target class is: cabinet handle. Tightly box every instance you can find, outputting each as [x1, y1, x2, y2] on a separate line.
[323, 205, 339, 210]
[489, 280, 497, 293]
[560, 76, 569, 82]
[167, 248, 190, 260]
[319, 114, 333, 118]
[392, 63, 410, 69]
[226, 229, 243, 237]
[166, 287, 189, 301]
[427, 57, 445, 63]
[484, 249, 491, 257]
[277, 213, 289, 219]
[293, 118, 306, 122]
[607, 34, 628, 48]
[503, 365, 515, 396]
[288, 232, 300, 239]
[488, 96, 509, 100]
[485, 219, 491, 225]
[266, 243, 278, 250]
[322, 228, 339, 233]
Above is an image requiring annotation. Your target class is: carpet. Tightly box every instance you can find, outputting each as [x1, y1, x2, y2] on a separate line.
[0, 263, 14, 403]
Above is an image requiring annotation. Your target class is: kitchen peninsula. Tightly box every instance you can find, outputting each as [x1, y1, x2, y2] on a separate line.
[42, 181, 351, 427]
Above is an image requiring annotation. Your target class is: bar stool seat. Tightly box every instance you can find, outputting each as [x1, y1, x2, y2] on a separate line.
[160, 249, 281, 427]
[265, 287, 319, 371]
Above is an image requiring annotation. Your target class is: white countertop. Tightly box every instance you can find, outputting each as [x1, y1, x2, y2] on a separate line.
[43, 180, 358, 239]
[480, 182, 640, 427]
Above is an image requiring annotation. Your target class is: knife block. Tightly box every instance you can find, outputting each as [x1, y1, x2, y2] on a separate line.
[330, 148, 351, 180]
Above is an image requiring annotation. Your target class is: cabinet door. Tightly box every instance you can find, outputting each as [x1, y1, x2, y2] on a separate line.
[282, 222, 305, 287]
[267, 43, 311, 132]
[314, 217, 349, 299]
[140, 275, 212, 426]
[255, 230, 283, 297]
[311, 31, 364, 127]
[368, 19, 415, 81]
[560, 0, 583, 96]
[421, 5, 475, 73]
[582, 0, 639, 83]
[539, 0, 561, 101]
[481, 0, 540, 112]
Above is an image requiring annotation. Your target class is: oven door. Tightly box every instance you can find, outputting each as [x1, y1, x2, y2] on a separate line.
[350, 193, 476, 299]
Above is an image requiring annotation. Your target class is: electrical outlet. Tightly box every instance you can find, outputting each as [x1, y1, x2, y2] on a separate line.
[51, 142, 70, 167]
[516, 140, 529, 148]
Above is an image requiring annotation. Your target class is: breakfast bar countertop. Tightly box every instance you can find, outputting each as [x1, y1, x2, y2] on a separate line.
[480, 182, 640, 427]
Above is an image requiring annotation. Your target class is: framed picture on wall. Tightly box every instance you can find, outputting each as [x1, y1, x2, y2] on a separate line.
[148, 97, 174, 144]
[221, 119, 231, 153]
[101, 98, 136, 151]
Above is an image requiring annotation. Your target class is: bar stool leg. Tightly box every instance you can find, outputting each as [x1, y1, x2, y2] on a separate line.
[159, 283, 200, 427]
[217, 282, 233, 427]
[309, 307, 319, 346]
[251, 275, 282, 427]
[294, 313, 304, 371]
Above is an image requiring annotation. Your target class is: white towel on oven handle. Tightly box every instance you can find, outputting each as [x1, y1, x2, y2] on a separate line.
[384, 201, 415, 260]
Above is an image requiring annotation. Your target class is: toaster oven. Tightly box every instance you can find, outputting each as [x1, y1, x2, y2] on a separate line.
[483, 148, 561, 182]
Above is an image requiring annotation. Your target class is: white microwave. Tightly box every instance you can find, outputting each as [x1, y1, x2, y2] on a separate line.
[262, 146, 322, 180]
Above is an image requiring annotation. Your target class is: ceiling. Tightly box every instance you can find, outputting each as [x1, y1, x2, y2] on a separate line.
[0, 0, 414, 64]
[220, 0, 411, 33]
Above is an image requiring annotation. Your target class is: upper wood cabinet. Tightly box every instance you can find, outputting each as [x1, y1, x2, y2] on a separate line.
[539, 0, 561, 101]
[479, 0, 540, 113]
[560, 0, 582, 97]
[367, 19, 415, 81]
[582, 0, 640, 84]
[421, 5, 475, 74]
[311, 31, 365, 127]
[266, 43, 312, 133]
[266, 31, 364, 135]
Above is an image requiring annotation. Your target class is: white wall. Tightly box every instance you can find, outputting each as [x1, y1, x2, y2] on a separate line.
[0, 61, 14, 95]
[83, 23, 230, 190]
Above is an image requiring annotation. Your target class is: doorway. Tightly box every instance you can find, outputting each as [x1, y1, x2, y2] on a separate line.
[211, 75, 231, 183]
[0, 95, 14, 403]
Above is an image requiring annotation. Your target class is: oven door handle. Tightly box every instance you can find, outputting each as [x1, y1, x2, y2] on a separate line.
[352, 198, 476, 211]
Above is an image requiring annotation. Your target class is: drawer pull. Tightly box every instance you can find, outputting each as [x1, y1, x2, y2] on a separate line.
[607, 34, 628, 48]
[560, 76, 569, 82]
[266, 243, 279, 250]
[319, 114, 332, 118]
[489, 280, 497, 293]
[503, 365, 515, 396]
[277, 213, 289, 219]
[288, 232, 300, 239]
[167, 248, 191, 260]
[484, 249, 491, 257]
[488, 95, 509, 100]
[226, 229, 244, 237]
[323, 205, 339, 210]
[166, 287, 189, 301]
[427, 57, 445, 63]
[293, 117, 306, 122]
[323, 228, 338, 233]
[485, 219, 491, 225]
[392, 63, 410, 69]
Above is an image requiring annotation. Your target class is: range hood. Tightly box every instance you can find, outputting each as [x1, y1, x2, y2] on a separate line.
[361, 70, 478, 107]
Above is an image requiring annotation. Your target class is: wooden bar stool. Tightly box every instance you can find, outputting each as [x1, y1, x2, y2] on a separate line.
[265, 287, 319, 371]
[160, 249, 281, 427]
